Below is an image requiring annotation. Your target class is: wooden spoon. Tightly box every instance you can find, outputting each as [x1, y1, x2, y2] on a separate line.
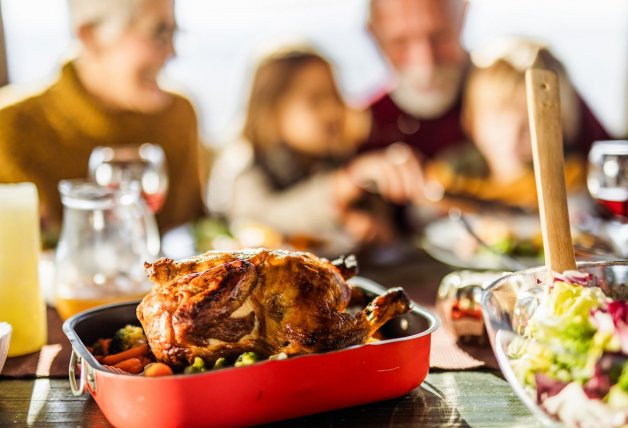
[526, 68, 577, 273]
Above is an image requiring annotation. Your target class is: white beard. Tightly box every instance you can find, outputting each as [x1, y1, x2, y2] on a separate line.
[389, 64, 464, 120]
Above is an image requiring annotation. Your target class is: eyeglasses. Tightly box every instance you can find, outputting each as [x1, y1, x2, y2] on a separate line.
[133, 20, 178, 49]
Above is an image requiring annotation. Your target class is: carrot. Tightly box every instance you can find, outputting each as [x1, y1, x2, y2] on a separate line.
[102, 344, 149, 366]
[143, 362, 173, 377]
[99, 338, 112, 356]
[105, 362, 144, 374]
[125, 363, 145, 375]
[113, 357, 142, 372]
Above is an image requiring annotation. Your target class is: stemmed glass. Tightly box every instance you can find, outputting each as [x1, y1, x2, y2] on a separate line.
[88, 143, 169, 213]
[587, 140, 628, 220]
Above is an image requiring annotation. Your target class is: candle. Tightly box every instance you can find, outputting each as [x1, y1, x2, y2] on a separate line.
[0, 183, 47, 356]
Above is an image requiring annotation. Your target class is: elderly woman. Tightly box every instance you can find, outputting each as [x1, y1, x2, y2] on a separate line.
[0, 0, 204, 240]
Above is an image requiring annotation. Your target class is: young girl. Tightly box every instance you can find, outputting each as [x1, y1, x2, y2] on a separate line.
[424, 39, 586, 210]
[209, 46, 419, 253]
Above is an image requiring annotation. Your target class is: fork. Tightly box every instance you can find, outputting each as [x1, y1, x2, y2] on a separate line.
[448, 207, 528, 271]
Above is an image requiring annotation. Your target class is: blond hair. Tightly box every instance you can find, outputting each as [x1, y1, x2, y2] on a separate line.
[463, 38, 580, 145]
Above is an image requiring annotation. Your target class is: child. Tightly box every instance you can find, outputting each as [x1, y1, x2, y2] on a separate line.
[424, 39, 586, 210]
[208, 46, 423, 253]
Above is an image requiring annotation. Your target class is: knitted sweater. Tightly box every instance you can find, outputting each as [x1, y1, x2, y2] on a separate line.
[0, 62, 204, 239]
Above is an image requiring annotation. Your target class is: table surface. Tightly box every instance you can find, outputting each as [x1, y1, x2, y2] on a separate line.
[0, 247, 541, 427]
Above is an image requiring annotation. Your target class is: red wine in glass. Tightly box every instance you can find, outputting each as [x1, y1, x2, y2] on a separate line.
[593, 188, 628, 218]
[588, 140, 628, 221]
[88, 144, 169, 213]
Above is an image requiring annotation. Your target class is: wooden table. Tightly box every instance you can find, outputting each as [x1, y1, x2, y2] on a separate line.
[0, 248, 540, 427]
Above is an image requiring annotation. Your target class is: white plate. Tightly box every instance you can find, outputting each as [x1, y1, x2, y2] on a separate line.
[421, 214, 542, 270]
[0, 322, 11, 374]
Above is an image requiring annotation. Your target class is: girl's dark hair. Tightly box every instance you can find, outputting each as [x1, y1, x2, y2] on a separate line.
[242, 48, 341, 152]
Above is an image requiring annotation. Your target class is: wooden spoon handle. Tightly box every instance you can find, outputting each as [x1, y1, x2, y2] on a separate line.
[526, 68, 577, 273]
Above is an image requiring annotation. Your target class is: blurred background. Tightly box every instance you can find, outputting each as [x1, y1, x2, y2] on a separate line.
[1, 0, 626, 147]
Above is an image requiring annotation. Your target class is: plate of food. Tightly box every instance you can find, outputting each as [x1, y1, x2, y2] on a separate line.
[482, 261, 628, 427]
[63, 249, 438, 428]
[421, 213, 615, 270]
[421, 213, 544, 270]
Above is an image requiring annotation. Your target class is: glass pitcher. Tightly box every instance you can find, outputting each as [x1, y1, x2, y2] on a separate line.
[54, 179, 159, 319]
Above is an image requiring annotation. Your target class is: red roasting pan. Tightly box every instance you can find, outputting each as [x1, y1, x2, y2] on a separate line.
[63, 276, 439, 428]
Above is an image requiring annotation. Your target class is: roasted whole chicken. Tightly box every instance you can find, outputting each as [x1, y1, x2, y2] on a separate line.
[137, 249, 411, 366]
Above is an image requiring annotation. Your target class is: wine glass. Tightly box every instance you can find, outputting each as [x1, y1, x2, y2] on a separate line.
[587, 140, 628, 220]
[88, 143, 169, 213]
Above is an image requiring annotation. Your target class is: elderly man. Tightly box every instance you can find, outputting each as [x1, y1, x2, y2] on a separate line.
[365, 0, 608, 159]
[365, 0, 468, 158]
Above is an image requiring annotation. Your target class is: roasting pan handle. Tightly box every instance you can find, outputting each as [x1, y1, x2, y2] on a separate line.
[69, 349, 87, 396]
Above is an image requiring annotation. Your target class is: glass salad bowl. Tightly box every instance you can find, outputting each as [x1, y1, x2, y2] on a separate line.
[481, 261, 628, 427]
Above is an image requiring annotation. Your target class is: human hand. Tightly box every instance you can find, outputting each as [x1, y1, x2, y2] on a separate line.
[337, 143, 426, 205]
[340, 208, 396, 245]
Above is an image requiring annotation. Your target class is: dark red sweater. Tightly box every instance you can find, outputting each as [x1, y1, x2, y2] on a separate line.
[361, 93, 465, 158]
[362, 92, 609, 158]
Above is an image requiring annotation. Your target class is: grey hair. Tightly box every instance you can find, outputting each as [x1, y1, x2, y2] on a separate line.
[67, 0, 146, 40]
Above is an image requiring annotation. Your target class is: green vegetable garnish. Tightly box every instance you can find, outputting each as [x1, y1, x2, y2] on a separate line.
[234, 352, 258, 367]
[213, 357, 228, 370]
[183, 357, 206, 374]
[109, 324, 147, 354]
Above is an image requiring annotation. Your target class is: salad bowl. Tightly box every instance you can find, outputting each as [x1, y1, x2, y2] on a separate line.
[482, 261, 628, 427]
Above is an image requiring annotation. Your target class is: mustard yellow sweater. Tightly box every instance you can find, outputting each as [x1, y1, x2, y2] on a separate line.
[0, 62, 204, 240]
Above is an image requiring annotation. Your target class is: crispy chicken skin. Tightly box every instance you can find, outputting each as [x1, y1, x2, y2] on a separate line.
[137, 249, 411, 366]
